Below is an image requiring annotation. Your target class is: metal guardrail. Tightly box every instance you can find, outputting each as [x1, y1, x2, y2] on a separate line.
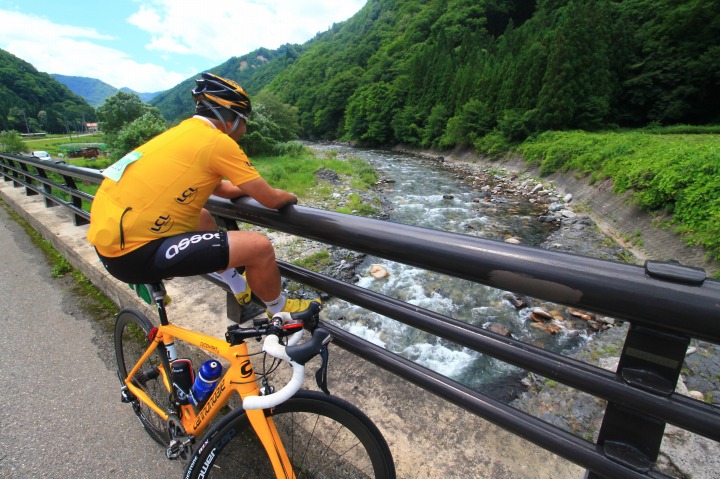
[2, 152, 718, 479]
[0, 153, 98, 225]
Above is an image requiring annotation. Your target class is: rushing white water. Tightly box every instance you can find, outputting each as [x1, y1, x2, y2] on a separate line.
[311, 145, 586, 396]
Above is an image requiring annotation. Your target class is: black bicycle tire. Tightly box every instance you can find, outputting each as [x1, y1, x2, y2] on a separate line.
[184, 390, 395, 479]
[114, 308, 171, 446]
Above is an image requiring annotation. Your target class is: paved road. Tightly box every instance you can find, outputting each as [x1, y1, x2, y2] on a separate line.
[0, 203, 183, 478]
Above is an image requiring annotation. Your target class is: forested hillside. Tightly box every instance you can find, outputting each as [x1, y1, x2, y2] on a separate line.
[0, 50, 96, 134]
[152, 0, 718, 148]
[3, 1, 716, 145]
[150, 43, 310, 124]
[265, 0, 719, 147]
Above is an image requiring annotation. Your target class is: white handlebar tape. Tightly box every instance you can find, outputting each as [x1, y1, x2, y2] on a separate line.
[242, 330, 306, 410]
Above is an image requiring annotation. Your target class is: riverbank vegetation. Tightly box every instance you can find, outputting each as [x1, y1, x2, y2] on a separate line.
[515, 128, 720, 260]
[251, 148, 378, 199]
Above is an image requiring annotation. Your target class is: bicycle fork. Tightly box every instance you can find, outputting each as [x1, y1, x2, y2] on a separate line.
[246, 408, 297, 479]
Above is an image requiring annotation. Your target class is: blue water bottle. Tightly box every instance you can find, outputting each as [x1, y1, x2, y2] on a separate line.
[191, 360, 223, 405]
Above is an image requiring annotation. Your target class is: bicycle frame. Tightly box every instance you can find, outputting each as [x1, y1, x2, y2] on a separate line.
[122, 321, 297, 478]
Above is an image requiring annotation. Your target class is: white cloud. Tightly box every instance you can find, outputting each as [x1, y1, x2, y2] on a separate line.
[0, 9, 193, 91]
[0, 1, 366, 92]
[3, 37, 190, 92]
[0, 10, 114, 41]
[127, 0, 366, 62]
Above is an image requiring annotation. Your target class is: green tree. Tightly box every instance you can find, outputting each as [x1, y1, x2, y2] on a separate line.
[27, 118, 41, 132]
[0, 130, 26, 153]
[392, 103, 424, 145]
[535, 0, 615, 130]
[345, 82, 400, 145]
[251, 91, 300, 142]
[7, 107, 29, 133]
[37, 110, 47, 130]
[310, 67, 363, 139]
[108, 112, 168, 160]
[97, 91, 155, 135]
[421, 103, 450, 148]
[145, 0, 720, 145]
[0, 49, 95, 134]
[619, 0, 720, 125]
[440, 99, 495, 148]
[242, 104, 289, 156]
[496, 108, 534, 142]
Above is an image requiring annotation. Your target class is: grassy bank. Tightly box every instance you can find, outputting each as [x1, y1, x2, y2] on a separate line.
[227, 148, 380, 216]
[251, 148, 377, 195]
[515, 128, 720, 261]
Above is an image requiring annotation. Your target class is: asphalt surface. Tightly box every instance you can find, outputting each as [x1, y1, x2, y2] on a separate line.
[0, 203, 184, 478]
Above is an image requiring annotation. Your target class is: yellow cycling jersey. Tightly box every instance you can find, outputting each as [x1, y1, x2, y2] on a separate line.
[88, 117, 260, 257]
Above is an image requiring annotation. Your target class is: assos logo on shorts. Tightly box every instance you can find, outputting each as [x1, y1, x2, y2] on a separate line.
[165, 233, 220, 259]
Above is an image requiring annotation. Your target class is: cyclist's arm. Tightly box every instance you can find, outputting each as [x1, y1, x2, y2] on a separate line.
[237, 177, 298, 210]
[213, 179, 246, 199]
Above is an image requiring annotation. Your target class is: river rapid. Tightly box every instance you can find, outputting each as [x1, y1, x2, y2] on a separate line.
[306, 144, 626, 400]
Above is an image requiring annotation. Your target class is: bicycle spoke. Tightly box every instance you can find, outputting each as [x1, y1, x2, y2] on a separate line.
[114, 309, 171, 446]
[185, 392, 395, 478]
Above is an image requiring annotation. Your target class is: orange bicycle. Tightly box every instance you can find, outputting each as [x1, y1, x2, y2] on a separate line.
[114, 281, 395, 478]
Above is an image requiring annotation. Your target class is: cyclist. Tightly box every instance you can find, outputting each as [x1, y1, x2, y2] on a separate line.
[87, 72, 320, 318]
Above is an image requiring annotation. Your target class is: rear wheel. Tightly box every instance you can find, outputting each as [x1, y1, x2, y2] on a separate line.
[185, 390, 395, 478]
[114, 308, 171, 446]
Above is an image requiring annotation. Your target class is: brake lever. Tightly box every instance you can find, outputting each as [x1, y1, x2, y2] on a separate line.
[315, 344, 330, 395]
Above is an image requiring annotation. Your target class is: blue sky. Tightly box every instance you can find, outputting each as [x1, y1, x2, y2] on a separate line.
[0, 0, 366, 93]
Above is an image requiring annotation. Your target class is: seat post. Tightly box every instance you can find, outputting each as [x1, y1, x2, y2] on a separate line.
[148, 282, 170, 325]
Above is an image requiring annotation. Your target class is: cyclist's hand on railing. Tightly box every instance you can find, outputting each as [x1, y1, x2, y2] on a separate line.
[242, 314, 332, 411]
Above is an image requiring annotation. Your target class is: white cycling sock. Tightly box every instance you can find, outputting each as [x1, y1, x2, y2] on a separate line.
[264, 294, 287, 315]
[214, 269, 247, 295]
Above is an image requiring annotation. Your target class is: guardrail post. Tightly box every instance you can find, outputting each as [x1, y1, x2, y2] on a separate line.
[36, 168, 59, 208]
[215, 216, 260, 323]
[216, 217, 239, 322]
[60, 175, 89, 226]
[586, 325, 690, 478]
[586, 263, 704, 478]
[1, 160, 14, 184]
[18, 162, 36, 194]
[585, 325, 690, 479]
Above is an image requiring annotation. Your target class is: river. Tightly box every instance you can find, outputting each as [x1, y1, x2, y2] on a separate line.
[308, 144, 602, 399]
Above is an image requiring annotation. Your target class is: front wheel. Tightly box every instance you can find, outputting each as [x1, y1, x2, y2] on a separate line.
[185, 390, 395, 479]
[114, 308, 172, 446]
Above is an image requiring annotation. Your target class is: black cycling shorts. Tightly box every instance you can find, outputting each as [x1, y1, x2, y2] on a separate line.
[97, 231, 230, 284]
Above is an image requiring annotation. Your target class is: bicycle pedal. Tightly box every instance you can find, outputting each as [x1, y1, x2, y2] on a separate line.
[120, 386, 135, 403]
[165, 437, 193, 460]
[165, 441, 181, 460]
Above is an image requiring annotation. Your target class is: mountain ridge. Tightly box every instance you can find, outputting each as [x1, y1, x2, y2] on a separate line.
[51, 74, 162, 106]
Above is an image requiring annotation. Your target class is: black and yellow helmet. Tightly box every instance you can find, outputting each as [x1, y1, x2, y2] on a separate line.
[192, 73, 251, 133]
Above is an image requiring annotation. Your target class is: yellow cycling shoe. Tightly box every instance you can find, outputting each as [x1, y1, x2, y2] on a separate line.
[268, 298, 322, 321]
[233, 274, 252, 306]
